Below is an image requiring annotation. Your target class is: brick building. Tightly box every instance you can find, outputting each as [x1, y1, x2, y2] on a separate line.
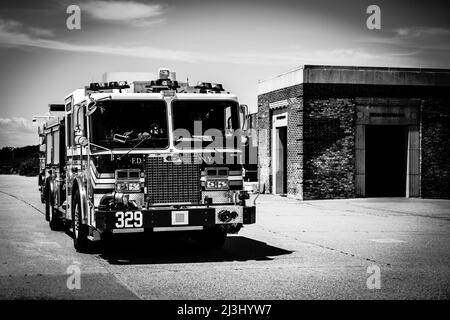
[256, 65, 450, 199]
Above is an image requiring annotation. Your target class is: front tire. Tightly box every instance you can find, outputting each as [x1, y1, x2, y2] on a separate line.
[49, 207, 61, 231]
[46, 191, 62, 231]
[45, 199, 50, 222]
[72, 189, 89, 252]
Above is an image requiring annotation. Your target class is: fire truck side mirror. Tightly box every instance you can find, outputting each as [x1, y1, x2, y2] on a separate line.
[240, 104, 248, 130]
[87, 101, 97, 116]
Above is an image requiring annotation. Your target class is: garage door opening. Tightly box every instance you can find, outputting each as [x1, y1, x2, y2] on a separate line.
[275, 126, 287, 194]
[365, 125, 407, 197]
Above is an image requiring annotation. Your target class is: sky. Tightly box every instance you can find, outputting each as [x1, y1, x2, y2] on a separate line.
[0, 0, 449, 147]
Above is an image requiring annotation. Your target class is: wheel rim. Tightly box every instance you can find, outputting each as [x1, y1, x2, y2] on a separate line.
[74, 203, 80, 239]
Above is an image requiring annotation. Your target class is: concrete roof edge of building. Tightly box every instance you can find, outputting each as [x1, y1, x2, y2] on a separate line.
[303, 64, 450, 73]
[303, 65, 450, 87]
[302, 64, 450, 73]
[257, 65, 305, 95]
[257, 64, 450, 96]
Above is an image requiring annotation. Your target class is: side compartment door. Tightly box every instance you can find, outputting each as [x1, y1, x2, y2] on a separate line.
[65, 97, 74, 219]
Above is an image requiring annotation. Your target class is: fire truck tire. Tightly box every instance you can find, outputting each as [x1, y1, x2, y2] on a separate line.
[49, 209, 62, 231]
[72, 189, 89, 252]
[45, 198, 50, 222]
[46, 193, 60, 230]
[101, 232, 115, 253]
[198, 229, 227, 250]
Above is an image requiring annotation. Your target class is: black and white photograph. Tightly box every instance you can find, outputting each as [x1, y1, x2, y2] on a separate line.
[0, 0, 449, 312]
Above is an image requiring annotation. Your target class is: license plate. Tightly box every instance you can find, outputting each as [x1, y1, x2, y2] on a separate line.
[171, 210, 188, 225]
[115, 211, 143, 228]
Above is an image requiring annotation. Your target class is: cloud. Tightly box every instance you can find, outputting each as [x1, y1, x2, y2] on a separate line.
[0, 18, 197, 62]
[0, 117, 39, 147]
[309, 48, 420, 67]
[0, 19, 54, 38]
[0, 18, 423, 67]
[360, 26, 450, 52]
[129, 18, 166, 27]
[1, 19, 22, 30]
[0, 117, 36, 133]
[81, 1, 165, 26]
[394, 27, 450, 38]
[27, 26, 54, 38]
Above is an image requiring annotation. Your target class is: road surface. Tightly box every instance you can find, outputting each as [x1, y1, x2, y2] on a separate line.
[0, 174, 449, 299]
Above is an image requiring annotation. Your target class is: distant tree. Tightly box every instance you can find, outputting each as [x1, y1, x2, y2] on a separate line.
[18, 157, 40, 176]
[0, 145, 40, 176]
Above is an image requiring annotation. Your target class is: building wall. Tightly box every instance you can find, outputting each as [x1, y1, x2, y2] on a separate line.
[421, 99, 450, 199]
[257, 84, 302, 194]
[258, 89, 450, 200]
[257, 66, 450, 200]
[257, 92, 271, 193]
[303, 98, 356, 199]
[287, 96, 304, 198]
[258, 86, 361, 200]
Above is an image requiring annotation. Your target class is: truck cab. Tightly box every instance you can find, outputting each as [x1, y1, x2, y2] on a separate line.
[41, 69, 256, 252]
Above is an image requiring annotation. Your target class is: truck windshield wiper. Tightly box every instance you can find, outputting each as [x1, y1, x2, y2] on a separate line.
[117, 135, 153, 161]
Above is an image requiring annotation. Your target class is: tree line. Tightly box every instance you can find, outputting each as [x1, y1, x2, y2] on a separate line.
[0, 145, 40, 176]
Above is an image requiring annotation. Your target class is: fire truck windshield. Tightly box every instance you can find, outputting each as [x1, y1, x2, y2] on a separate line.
[89, 100, 168, 150]
[172, 100, 240, 149]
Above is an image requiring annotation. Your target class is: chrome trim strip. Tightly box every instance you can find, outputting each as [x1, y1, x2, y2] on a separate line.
[153, 226, 203, 232]
[112, 228, 144, 234]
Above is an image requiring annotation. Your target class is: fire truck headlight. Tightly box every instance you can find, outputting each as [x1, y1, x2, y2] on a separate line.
[127, 182, 140, 191]
[116, 182, 140, 192]
[116, 182, 128, 192]
[206, 179, 229, 190]
[216, 180, 229, 189]
[206, 180, 217, 189]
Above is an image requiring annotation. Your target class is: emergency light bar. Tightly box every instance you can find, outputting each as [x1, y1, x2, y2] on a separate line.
[88, 81, 130, 91]
[146, 78, 179, 92]
[87, 68, 226, 94]
[159, 68, 170, 79]
[196, 82, 212, 90]
[212, 83, 224, 91]
[195, 82, 225, 93]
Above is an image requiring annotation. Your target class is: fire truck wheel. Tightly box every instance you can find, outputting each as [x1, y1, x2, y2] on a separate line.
[45, 198, 50, 222]
[198, 229, 227, 250]
[101, 232, 115, 253]
[49, 208, 62, 231]
[72, 189, 89, 252]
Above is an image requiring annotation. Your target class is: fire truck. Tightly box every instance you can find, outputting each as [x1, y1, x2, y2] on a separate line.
[38, 69, 256, 252]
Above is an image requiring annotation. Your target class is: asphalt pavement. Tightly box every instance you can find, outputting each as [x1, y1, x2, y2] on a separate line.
[0, 174, 449, 299]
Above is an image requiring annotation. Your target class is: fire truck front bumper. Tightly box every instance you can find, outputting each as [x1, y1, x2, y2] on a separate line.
[95, 205, 255, 234]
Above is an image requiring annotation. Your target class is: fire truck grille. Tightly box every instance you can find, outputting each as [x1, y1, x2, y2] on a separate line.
[145, 157, 201, 204]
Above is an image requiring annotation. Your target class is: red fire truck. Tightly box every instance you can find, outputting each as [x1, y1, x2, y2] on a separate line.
[38, 69, 255, 252]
